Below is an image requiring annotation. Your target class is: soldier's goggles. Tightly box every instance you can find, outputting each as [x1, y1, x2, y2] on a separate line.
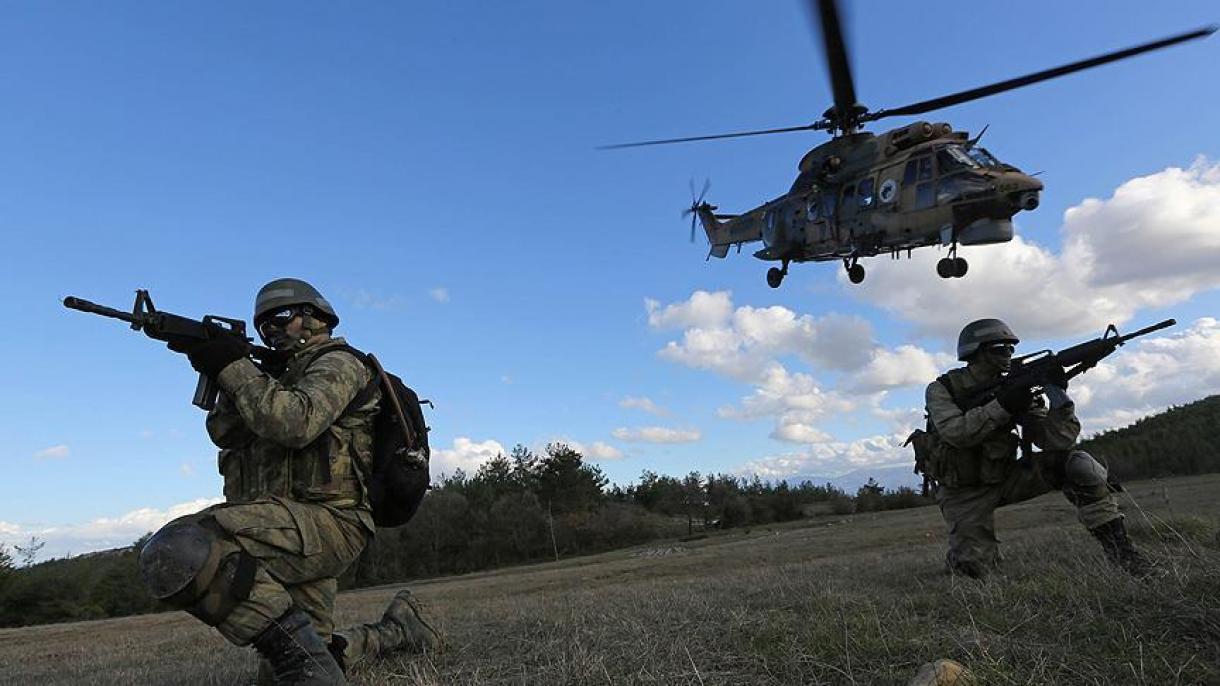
[983, 343, 1016, 354]
[256, 307, 301, 336]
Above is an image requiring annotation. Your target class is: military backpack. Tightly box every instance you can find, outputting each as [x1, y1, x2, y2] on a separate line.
[330, 345, 432, 528]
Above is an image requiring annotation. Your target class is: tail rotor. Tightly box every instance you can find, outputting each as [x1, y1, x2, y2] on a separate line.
[682, 178, 712, 242]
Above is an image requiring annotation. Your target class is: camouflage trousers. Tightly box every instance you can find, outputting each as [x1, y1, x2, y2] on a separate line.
[166, 498, 371, 646]
[935, 449, 1120, 576]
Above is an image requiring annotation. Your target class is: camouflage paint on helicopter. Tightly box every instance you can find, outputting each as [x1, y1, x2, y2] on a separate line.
[694, 120, 1044, 286]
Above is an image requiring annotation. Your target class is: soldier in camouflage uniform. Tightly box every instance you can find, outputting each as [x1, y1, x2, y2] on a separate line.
[924, 318, 1154, 579]
[137, 278, 440, 685]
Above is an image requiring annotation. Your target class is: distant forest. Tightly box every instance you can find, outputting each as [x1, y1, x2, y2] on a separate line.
[2, 394, 1217, 628]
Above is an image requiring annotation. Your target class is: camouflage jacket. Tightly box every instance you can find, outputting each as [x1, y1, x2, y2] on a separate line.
[206, 337, 381, 525]
[924, 364, 1080, 486]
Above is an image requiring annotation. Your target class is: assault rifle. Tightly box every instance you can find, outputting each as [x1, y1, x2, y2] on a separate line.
[64, 289, 274, 411]
[957, 318, 1177, 410]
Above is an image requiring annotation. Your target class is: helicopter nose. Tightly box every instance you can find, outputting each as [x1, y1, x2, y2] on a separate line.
[1016, 191, 1040, 212]
[1004, 173, 1043, 212]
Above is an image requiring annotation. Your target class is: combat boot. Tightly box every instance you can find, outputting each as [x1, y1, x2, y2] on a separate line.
[381, 589, 444, 654]
[1090, 518, 1158, 579]
[252, 608, 348, 685]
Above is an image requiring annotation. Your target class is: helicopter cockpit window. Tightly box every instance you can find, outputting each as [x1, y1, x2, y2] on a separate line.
[966, 147, 1001, 168]
[823, 192, 837, 219]
[917, 156, 933, 181]
[937, 146, 979, 174]
[857, 178, 874, 207]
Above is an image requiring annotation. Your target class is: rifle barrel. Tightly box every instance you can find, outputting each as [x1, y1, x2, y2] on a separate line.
[1121, 318, 1176, 342]
[63, 296, 138, 324]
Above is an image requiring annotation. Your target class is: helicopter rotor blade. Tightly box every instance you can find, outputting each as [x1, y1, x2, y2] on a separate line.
[600, 123, 822, 150]
[865, 26, 1216, 122]
[810, 0, 858, 121]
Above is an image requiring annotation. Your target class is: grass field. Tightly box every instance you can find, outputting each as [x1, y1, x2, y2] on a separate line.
[2, 474, 1218, 685]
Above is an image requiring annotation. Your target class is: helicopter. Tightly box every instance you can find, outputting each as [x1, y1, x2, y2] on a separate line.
[605, 1, 1214, 287]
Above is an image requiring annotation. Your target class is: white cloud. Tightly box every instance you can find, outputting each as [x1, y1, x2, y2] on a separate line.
[851, 159, 1220, 341]
[429, 287, 450, 303]
[345, 289, 406, 311]
[34, 445, 70, 460]
[430, 437, 505, 476]
[570, 440, 625, 461]
[179, 462, 196, 478]
[738, 432, 912, 479]
[650, 292, 876, 384]
[645, 290, 733, 330]
[647, 290, 942, 448]
[0, 497, 224, 560]
[851, 346, 956, 393]
[611, 426, 702, 443]
[619, 396, 669, 416]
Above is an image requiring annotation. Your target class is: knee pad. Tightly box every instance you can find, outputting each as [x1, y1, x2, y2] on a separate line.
[139, 518, 259, 626]
[1064, 451, 1109, 488]
[139, 519, 223, 602]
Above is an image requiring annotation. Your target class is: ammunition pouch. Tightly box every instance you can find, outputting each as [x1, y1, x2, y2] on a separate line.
[908, 428, 1017, 488]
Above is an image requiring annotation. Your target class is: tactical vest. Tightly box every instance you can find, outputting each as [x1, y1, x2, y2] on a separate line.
[924, 367, 1020, 488]
[218, 338, 380, 508]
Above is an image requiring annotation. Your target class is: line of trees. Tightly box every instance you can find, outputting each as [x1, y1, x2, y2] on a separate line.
[2, 394, 1215, 628]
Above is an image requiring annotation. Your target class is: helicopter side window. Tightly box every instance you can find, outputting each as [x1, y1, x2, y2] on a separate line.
[917, 156, 933, 181]
[916, 181, 935, 210]
[857, 178, 874, 207]
[903, 159, 918, 185]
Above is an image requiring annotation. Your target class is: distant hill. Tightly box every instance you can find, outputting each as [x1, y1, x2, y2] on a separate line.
[1080, 395, 1220, 481]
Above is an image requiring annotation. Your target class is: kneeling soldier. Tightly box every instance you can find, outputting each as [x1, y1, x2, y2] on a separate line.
[923, 318, 1154, 579]
[137, 278, 440, 685]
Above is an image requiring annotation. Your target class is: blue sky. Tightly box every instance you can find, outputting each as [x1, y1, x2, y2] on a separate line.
[2, 1, 1218, 559]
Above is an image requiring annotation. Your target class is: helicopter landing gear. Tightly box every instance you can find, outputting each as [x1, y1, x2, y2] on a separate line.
[844, 257, 865, 284]
[936, 257, 968, 278]
[766, 260, 789, 289]
[937, 244, 968, 279]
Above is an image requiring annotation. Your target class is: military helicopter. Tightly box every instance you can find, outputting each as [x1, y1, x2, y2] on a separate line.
[605, 1, 1214, 287]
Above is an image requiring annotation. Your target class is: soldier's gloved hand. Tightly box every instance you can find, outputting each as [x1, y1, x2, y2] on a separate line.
[186, 337, 250, 379]
[165, 335, 204, 355]
[1045, 364, 1070, 390]
[997, 383, 1034, 416]
[1044, 384, 1072, 410]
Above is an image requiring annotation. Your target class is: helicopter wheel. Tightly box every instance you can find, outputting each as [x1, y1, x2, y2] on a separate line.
[952, 257, 968, 278]
[936, 258, 955, 279]
[847, 263, 866, 284]
[766, 267, 785, 289]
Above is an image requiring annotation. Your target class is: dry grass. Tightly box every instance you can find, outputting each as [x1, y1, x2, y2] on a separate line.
[2, 474, 1218, 685]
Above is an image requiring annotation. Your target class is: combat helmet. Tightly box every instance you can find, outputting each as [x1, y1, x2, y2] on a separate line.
[254, 278, 338, 327]
[957, 318, 1018, 361]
